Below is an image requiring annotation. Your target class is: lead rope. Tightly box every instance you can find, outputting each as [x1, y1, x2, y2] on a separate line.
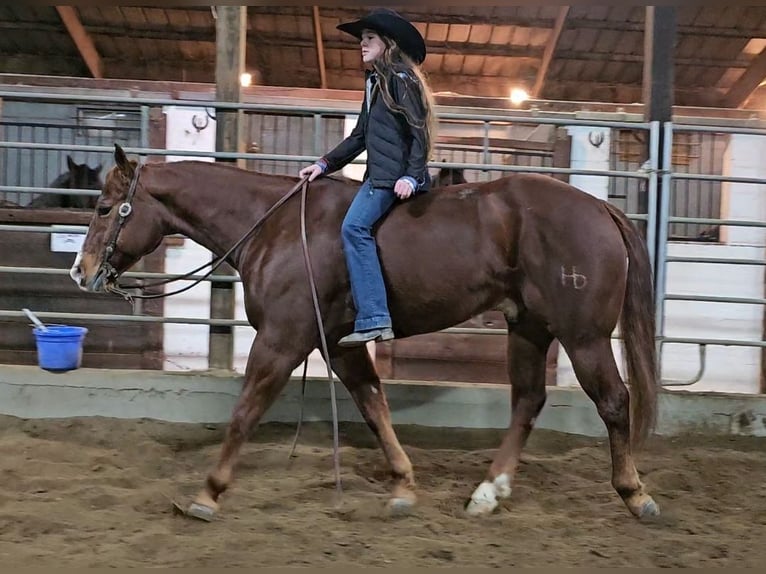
[296, 180, 343, 502]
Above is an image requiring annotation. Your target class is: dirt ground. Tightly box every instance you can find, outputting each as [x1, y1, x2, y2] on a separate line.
[0, 414, 764, 567]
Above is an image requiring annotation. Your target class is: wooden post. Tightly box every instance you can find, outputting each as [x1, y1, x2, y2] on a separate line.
[209, 6, 246, 371]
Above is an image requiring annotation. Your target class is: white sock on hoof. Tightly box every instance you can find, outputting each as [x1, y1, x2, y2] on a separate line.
[466, 473, 512, 515]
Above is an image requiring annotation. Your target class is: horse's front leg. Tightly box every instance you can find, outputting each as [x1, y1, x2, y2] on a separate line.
[186, 333, 305, 521]
[330, 346, 416, 515]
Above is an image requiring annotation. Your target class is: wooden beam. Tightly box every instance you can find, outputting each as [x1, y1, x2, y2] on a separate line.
[724, 47, 766, 108]
[312, 6, 327, 89]
[0, 208, 92, 226]
[210, 5, 246, 371]
[55, 6, 103, 78]
[532, 6, 569, 98]
[256, 36, 544, 60]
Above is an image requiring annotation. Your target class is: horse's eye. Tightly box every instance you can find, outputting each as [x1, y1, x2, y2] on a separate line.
[97, 205, 112, 217]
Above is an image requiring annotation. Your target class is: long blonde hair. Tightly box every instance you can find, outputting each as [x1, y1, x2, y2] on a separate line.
[372, 37, 438, 161]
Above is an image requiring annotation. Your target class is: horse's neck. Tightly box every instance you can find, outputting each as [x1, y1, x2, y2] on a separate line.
[153, 165, 281, 268]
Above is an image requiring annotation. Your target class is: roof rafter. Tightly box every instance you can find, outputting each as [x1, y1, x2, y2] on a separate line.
[312, 6, 327, 89]
[532, 6, 570, 98]
[723, 47, 766, 108]
[55, 6, 103, 78]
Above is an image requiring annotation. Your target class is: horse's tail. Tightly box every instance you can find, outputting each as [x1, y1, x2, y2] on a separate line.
[604, 202, 658, 449]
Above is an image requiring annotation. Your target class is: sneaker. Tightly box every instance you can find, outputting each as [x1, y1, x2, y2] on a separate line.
[337, 327, 394, 348]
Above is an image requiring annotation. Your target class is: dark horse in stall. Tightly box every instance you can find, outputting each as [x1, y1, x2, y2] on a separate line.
[27, 156, 103, 209]
[432, 165, 467, 188]
[70, 144, 660, 521]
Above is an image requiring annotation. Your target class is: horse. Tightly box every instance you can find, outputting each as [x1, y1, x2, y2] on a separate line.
[70, 144, 660, 522]
[432, 165, 467, 188]
[27, 155, 103, 209]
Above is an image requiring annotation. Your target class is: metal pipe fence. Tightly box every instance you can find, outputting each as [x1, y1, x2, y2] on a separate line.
[1, 87, 763, 391]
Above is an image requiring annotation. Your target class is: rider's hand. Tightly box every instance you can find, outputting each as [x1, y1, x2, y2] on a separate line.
[299, 163, 324, 182]
[394, 178, 414, 199]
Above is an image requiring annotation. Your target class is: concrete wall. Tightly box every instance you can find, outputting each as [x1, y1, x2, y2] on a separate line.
[1, 365, 764, 438]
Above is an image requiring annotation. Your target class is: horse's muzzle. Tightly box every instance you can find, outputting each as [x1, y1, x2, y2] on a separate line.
[69, 253, 111, 293]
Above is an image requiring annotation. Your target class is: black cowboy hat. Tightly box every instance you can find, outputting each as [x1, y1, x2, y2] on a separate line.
[337, 8, 426, 64]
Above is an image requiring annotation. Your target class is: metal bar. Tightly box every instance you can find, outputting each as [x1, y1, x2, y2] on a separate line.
[0, 225, 88, 233]
[0, 90, 654, 128]
[667, 216, 766, 227]
[665, 294, 766, 305]
[0, 310, 252, 327]
[0, 186, 100, 196]
[666, 257, 765, 266]
[0, 266, 241, 282]
[313, 113, 322, 156]
[0, 89, 660, 130]
[671, 173, 766, 185]
[482, 121, 490, 181]
[0, 308, 629, 340]
[140, 105, 150, 149]
[674, 123, 766, 136]
[3, 306, 762, 351]
[645, 121, 660, 272]
[0, 119, 140, 131]
[655, 122, 674, 348]
[661, 336, 766, 348]
[661, 344, 706, 387]
[0, 143, 653, 178]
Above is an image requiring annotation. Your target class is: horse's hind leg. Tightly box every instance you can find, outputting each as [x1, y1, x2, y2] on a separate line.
[187, 333, 305, 520]
[330, 346, 416, 514]
[564, 336, 659, 518]
[466, 320, 551, 516]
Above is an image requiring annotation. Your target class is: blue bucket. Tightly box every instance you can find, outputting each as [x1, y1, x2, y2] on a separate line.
[33, 324, 89, 372]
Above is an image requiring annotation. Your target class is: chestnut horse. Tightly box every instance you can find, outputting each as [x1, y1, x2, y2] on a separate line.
[70, 145, 660, 521]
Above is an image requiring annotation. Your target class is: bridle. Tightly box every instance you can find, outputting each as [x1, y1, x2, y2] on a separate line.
[95, 163, 143, 292]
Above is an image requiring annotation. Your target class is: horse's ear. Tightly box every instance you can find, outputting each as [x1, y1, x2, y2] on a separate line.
[94, 164, 103, 176]
[67, 155, 76, 171]
[114, 144, 133, 176]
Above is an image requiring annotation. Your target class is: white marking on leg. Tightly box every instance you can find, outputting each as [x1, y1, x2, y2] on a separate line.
[493, 473, 511, 499]
[465, 473, 512, 516]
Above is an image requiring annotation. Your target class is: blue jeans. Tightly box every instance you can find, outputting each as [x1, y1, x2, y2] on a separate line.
[341, 179, 397, 332]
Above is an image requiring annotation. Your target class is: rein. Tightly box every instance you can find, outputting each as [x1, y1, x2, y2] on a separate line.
[100, 167, 344, 497]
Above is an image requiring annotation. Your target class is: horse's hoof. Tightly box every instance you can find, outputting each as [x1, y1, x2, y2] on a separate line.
[386, 497, 415, 517]
[184, 502, 217, 522]
[638, 498, 660, 519]
[465, 478, 506, 517]
[464, 497, 498, 517]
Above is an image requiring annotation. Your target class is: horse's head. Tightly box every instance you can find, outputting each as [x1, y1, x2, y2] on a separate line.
[70, 144, 165, 293]
[433, 165, 467, 188]
[28, 156, 104, 209]
[65, 156, 104, 209]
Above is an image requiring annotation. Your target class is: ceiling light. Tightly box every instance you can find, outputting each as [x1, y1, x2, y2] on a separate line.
[509, 87, 529, 105]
